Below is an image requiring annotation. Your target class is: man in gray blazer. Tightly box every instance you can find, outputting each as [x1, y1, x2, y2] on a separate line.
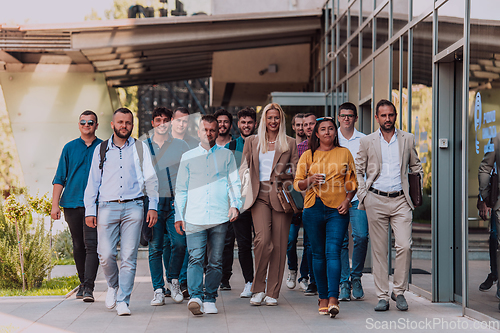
[355, 99, 423, 312]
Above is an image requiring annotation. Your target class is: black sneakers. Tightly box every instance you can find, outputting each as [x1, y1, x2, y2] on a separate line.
[75, 284, 84, 299]
[479, 273, 498, 291]
[219, 281, 231, 291]
[83, 289, 94, 302]
[304, 282, 318, 296]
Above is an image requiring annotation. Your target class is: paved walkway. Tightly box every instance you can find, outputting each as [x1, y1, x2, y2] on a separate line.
[1, 260, 499, 333]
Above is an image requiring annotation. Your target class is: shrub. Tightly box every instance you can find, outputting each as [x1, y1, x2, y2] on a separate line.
[53, 228, 73, 261]
[0, 200, 53, 289]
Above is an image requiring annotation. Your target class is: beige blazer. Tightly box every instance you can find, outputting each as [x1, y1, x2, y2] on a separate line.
[240, 135, 299, 212]
[355, 129, 423, 210]
[479, 133, 500, 210]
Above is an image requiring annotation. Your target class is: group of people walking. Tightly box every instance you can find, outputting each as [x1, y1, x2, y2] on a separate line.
[51, 99, 422, 318]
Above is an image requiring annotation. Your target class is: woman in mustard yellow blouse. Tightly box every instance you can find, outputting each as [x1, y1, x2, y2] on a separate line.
[294, 117, 357, 318]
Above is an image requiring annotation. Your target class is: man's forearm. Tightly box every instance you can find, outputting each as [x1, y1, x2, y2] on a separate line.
[52, 184, 64, 207]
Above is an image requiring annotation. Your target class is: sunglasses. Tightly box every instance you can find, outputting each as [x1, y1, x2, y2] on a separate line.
[79, 120, 95, 126]
[316, 117, 334, 121]
[339, 114, 355, 119]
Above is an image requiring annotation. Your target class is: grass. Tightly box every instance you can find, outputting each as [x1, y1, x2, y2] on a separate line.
[52, 257, 75, 265]
[0, 275, 80, 297]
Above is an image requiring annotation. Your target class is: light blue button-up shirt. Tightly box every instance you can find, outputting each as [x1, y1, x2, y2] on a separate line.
[84, 135, 159, 217]
[175, 144, 242, 227]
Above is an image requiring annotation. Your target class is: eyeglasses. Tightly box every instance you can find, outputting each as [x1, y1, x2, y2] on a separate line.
[79, 120, 95, 126]
[316, 117, 334, 121]
[339, 114, 355, 119]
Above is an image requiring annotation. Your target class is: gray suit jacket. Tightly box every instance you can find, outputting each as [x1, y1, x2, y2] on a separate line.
[355, 129, 423, 210]
[478, 133, 500, 210]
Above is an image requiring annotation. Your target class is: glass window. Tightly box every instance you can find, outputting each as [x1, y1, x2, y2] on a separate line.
[348, 72, 359, 110]
[362, 0, 375, 22]
[360, 62, 372, 101]
[349, 38, 359, 73]
[375, 3, 389, 50]
[350, 0, 360, 36]
[413, 0, 434, 19]
[410, 19, 433, 294]
[374, 47, 390, 104]
[361, 22, 373, 62]
[338, 46, 347, 81]
[393, 0, 409, 36]
[339, 14, 348, 47]
[467, 0, 500, 320]
[438, 0, 464, 54]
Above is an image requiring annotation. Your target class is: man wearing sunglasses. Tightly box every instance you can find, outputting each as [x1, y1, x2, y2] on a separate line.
[336, 102, 369, 302]
[51, 110, 102, 302]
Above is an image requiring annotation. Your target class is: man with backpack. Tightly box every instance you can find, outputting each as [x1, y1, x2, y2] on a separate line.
[145, 107, 189, 306]
[84, 108, 159, 316]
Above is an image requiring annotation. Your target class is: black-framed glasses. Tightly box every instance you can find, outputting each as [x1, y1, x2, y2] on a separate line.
[339, 114, 355, 119]
[79, 120, 95, 126]
[316, 116, 334, 121]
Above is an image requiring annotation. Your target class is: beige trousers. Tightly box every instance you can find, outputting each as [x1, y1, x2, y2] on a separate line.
[364, 191, 413, 300]
[251, 182, 293, 299]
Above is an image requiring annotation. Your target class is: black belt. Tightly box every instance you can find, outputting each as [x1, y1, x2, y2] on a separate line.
[108, 196, 145, 204]
[369, 187, 404, 198]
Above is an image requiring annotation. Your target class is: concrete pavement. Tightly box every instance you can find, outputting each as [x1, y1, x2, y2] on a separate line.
[0, 259, 499, 333]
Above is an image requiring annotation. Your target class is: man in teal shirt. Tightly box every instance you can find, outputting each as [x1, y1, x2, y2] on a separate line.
[51, 110, 102, 302]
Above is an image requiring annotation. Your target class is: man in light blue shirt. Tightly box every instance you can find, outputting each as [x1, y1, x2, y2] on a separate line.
[84, 108, 159, 316]
[175, 115, 241, 316]
[337, 102, 369, 302]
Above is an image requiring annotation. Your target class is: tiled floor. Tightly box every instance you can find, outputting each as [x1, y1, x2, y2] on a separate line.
[0, 259, 499, 332]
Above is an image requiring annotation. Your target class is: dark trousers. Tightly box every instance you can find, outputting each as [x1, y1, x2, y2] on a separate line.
[64, 207, 99, 290]
[221, 210, 254, 284]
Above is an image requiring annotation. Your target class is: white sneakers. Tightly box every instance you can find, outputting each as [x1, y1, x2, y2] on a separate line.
[264, 296, 278, 306]
[106, 286, 118, 309]
[250, 292, 266, 305]
[203, 302, 218, 314]
[299, 279, 309, 291]
[151, 288, 165, 306]
[187, 298, 204, 315]
[169, 279, 184, 304]
[240, 282, 253, 298]
[116, 301, 131, 316]
[286, 270, 297, 289]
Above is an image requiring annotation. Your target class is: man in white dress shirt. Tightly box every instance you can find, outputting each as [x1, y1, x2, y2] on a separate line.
[84, 108, 159, 316]
[355, 100, 422, 312]
[337, 102, 369, 302]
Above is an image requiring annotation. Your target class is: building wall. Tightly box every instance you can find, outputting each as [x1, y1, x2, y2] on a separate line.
[211, 0, 325, 15]
[0, 71, 114, 196]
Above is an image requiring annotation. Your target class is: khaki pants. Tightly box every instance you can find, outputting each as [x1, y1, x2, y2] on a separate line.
[364, 191, 412, 301]
[251, 182, 292, 299]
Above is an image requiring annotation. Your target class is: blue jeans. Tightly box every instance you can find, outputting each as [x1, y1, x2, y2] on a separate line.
[186, 223, 228, 303]
[302, 198, 349, 299]
[340, 200, 369, 284]
[97, 200, 143, 305]
[148, 198, 187, 291]
[287, 220, 309, 281]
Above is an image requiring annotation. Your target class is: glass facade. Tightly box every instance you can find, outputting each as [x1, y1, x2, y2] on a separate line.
[312, 0, 500, 322]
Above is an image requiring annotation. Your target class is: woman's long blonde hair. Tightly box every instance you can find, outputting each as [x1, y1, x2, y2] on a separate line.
[257, 103, 289, 154]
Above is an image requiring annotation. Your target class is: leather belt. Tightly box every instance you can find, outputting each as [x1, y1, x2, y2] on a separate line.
[369, 187, 404, 198]
[108, 196, 145, 204]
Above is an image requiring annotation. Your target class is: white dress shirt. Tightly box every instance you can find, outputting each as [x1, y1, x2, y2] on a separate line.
[175, 144, 242, 228]
[84, 135, 159, 217]
[338, 128, 366, 201]
[372, 129, 403, 192]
